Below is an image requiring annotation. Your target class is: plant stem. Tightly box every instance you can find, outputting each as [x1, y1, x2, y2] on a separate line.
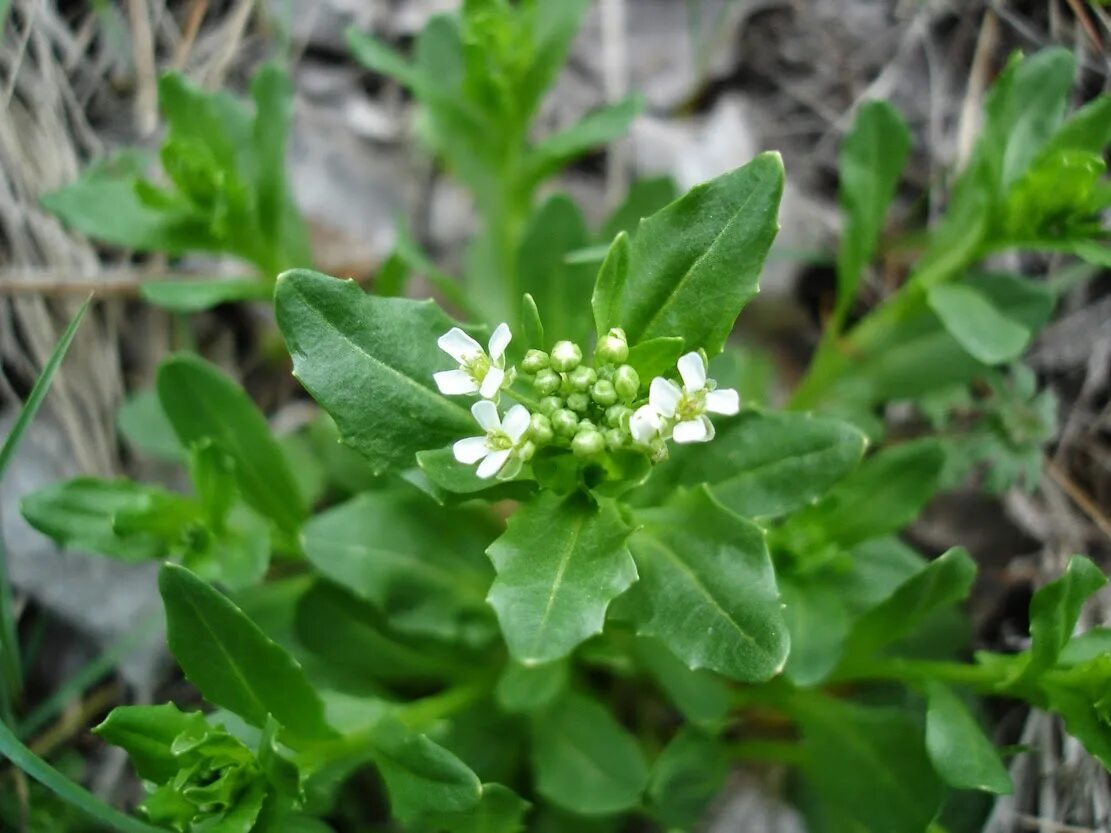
[831, 657, 1015, 693]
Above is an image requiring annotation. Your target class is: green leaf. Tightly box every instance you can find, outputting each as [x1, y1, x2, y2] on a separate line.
[345, 27, 423, 89]
[1039, 655, 1111, 770]
[841, 547, 976, 663]
[94, 704, 206, 783]
[796, 695, 944, 833]
[627, 487, 789, 682]
[1024, 555, 1107, 679]
[925, 682, 1012, 794]
[600, 176, 679, 243]
[521, 293, 544, 352]
[420, 783, 530, 833]
[517, 195, 594, 344]
[495, 661, 569, 715]
[615, 153, 784, 355]
[517, 0, 591, 121]
[140, 278, 269, 313]
[302, 490, 494, 644]
[524, 95, 642, 185]
[632, 638, 731, 731]
[275, 269, 474, 474]
[116, 389, 183, 461]
[927, 282, 1032, 365]
[590, 231, 629, 338]
[646, 728, 729, 829]
[779, 576, 851, 686]
[785, 438, 946, 547]
[1041, 94, 1111, 157]
[623, 336, 683, 383]
[21, 478, 197, 561]
[530, 691, 648, 816]
[836, 101, 910, 324]
[486, 492, 635, 664]
[663, 410, 867, 519]
[368, 716, 482, 822]
[414, 447, 535, 503]
[159, 563, 331, 739]
[158, 353, 305, 532]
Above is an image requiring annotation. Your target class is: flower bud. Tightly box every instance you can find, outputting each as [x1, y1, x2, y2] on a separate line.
[604, 428, 626, 450]
[551, 409, 579, 436]
[577, 419, 597, 433]
[595, 328, 629, 364]
[518, 440, 538, 462]
[605, 405, 631, 429]
[572, 430, 605, 458]
[591, 380, 617, 407]
[534, 368, 561, 395]
[566, 392, 590, 413]
[529, 413, 554, 446]
[550, 341, 583, 372]
[539, 395, 563, 416]
[613, 364, 640, 400]
[568, 365, 597, 391]
[521, 349, 549, 374]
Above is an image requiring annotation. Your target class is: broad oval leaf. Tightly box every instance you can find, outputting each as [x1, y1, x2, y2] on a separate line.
[927, 282, 1032, 365]
[158, 353, 305, 532]
[486, 492, 635, 665]
[647, 728, 729, 829]
[925, 682, 1012, 794]
[275, 269, 474, 474]
[159, 563, 331, 739]
[628, 487, 789, 682]
[615, 153, 784, 355]
[140, 277, 270, 313]
[1024, 554, 1107, 679]
[531, 692, 648, 816]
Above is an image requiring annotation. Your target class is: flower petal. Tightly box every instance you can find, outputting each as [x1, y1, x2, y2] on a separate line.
[476, 448, 511, 479]
[677, 352, 707, 393]
[497, 456, 523, 481]
[434, 369, 479, 395]
[479, 366, 506, 400]
[705, 388, 740, 415]
[438, 328, 484, 363]
[502, 405, 531, 443]
[673, 418, 710, 444]
[472, 399, 501, 432]
[487, 322, 512, 362]
[701, 414, 716, 442]
[630, 404, 662, 443]
[649, 377, 682, 418]
[453, 436, 490, 464]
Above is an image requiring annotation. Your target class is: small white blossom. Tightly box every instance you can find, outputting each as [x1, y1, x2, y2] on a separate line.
[630, 404, 663, 444]
[434, 323, 512, 400]
[453, 400, 531, 479]
[648, 352, 740, 444]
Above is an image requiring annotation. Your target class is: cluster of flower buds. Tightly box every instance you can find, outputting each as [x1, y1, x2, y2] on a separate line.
[435, 323, 740, 480]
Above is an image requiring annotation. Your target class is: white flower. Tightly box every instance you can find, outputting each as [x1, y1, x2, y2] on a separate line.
[434, 323, 512, 400]
[453, 400, 531, 479]
[630, 404, 663, 444]
[648, 352, 740, 444]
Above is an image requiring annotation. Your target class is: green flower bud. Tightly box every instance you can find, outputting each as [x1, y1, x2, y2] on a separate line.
[550, 341, 583, 372]
[596, 364, 615, 382]
[566, 392, 590, 413]
[534, 368, 561, 395]
[606, 404, 632, 429]
[529, 413, 554, 446]
[539, 395, 563, 416]
[604, 428, 626, 450]
[552, 409, 579, 436]
[613, 364, 640, 400]
[568, 365, 597, 391]
[572, 430, 605, 458]
[518, 440, 538, 462]
[521, 349, 550, 374]
[577, 419, 597, 432]
[595, 328, 629, 364]
[591, 379, 617, 407]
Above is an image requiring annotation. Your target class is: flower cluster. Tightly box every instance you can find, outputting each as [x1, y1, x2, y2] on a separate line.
[434, 323, 740, 479]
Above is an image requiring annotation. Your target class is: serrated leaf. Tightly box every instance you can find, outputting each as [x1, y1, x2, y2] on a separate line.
[302, 490, 494, 644]
[632, 638, 731, 731]
[158, 353, 304, 532]
[925, 682, 1012, 794]
[94, 704, 207, 783]
[927, 282, 1032, 365]
[615, 153, 783, 355]
[159, 563, 331, 739]
[1024, 555, 1107, 679]
[663, 410, 867, 519]
[486, 493, 635, 664]
[628, 487, 789, 682]
[275, 269, 474, 474]
[530, 692, 648, 816]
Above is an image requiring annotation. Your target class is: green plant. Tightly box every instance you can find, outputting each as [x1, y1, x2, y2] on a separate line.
[8, 11, 1111, 833]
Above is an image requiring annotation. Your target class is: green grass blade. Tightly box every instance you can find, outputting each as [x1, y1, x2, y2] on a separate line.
[0, 718, 169, 832]
[0, 297, 91, 713]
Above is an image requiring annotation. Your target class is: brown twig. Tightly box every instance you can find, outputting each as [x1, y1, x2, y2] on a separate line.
[1044, 456, 1111, 542]
[173, 0, 210, 70]
[1062, 0, 1104, 54]
[126, 0, 158, 136]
